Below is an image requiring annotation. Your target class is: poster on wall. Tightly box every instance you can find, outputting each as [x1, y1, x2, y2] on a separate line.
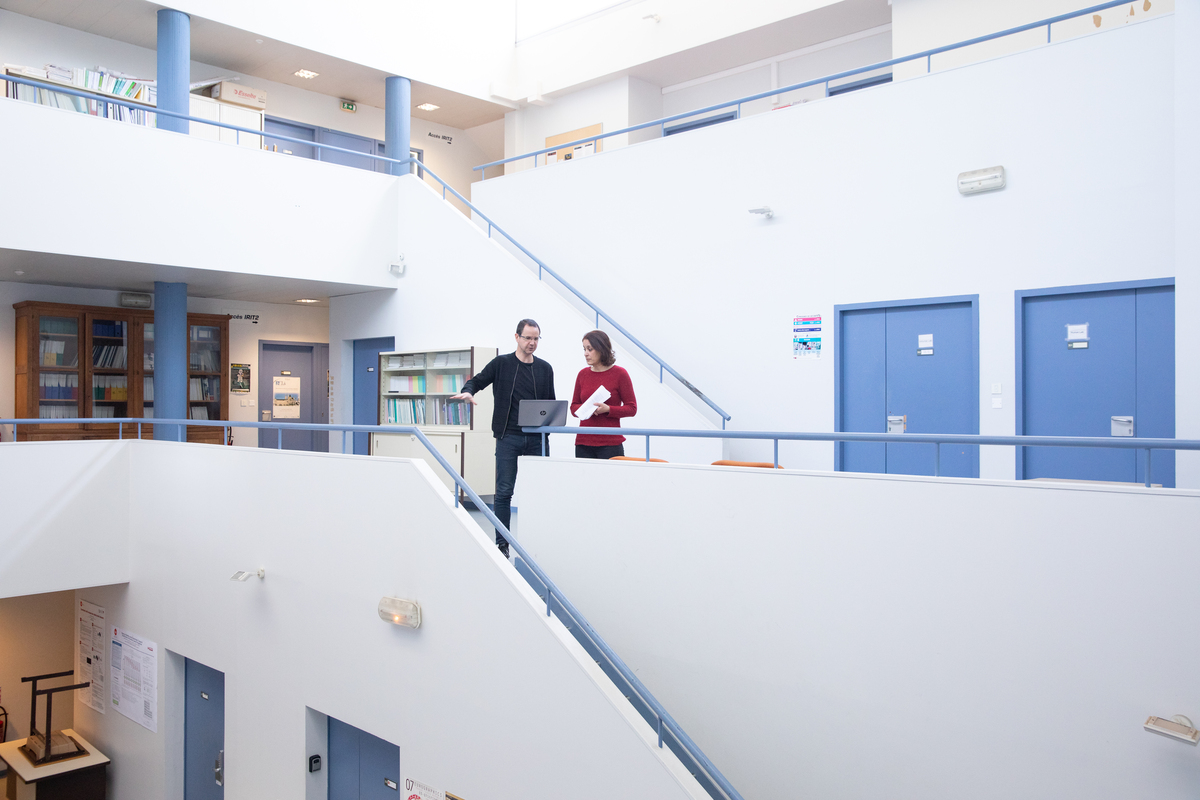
[273, 375, 301, 419]
[231, 363, 251, 393]
[793, 313, 822, 359]
[403, 777, 445, 800]
[110, 627, 158, 732]
[76, 600, 107, 714]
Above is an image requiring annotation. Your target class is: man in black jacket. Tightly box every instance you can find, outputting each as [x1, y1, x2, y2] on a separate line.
[452, 318, 555, 557]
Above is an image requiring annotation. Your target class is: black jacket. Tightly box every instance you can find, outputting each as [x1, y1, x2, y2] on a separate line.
[462, 352, 556, 439]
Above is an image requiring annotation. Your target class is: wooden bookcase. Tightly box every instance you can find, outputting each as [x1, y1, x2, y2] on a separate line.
[371, 346, 498, 496]
[14, 301, 230, 443]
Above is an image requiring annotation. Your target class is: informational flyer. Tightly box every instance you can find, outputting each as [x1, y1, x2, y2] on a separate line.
[793, 313, 822, 359]
[273, 375, 301, 419]
[110, 627, 158, 732]
[231, 363, 251, 393]
[76, 600, 107, 714]
[403, 777, 445, 800]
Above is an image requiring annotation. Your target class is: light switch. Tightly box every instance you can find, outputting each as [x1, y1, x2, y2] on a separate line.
[991, 383, 1002, 395]
[992, 397, 1003, 408]
[240, 398, 247, 407]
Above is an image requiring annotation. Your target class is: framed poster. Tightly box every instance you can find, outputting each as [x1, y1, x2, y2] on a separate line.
[231, 363, 251, 393]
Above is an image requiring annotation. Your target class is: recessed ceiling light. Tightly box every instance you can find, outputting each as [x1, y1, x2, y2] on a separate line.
[255, 39, 263, 44]
[294, 69, 319, 79]
[295, 298, 320, 304]
[15, 270, 25, 276]
[416, 103, 439, 111]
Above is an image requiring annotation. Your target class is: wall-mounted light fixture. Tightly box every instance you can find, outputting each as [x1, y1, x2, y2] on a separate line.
[958, 166, 1006, 195]
[1145, 715, 1199, 744]
[390, 255, 406, 278]
[749, 207, 773, 219]
[230, 569, 265, 582]
[119, 292, 153, 309]
[378, 597, 421, 628]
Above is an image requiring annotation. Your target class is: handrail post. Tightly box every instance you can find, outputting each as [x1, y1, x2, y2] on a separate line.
[277, 428, 282, 450]
[927, 54, 932, 73]
[118, 422, 123, 440]
[137, 422, 141, 439]
[934, 443, 940, 477]
[541, 432, 547, 457]
[1047, 22, 1052, 43]
[1143, 448, 1152, 488]
[645, 435, 651, 462]
[657, 715, 663, 748]
[546, 588, 552, 617]
[342, 430, 347, 454]
[773, 439, 778, 469]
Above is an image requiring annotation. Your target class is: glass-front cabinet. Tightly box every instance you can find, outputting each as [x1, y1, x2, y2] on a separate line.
[13, 301, 230, 442]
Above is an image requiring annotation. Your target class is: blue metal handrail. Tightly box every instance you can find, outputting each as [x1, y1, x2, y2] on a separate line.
[0, 416, 745, 800]
[2, 74, 732, 428]
[524, 425, 1199, 489]
[475, 0, 1142, 174]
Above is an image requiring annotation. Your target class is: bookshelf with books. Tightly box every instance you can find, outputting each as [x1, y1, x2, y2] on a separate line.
[13, 301, 230, 443]
[372, 347, 498, 496]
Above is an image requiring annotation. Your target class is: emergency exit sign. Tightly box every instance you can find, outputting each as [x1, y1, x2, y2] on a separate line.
[341, 101, 356, 113]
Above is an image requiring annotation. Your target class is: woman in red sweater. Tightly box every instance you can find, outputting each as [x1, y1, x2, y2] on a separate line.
[570, 330, 637, 459]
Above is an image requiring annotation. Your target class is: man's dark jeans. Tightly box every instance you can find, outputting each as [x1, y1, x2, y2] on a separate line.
[493, 432, 546, 556]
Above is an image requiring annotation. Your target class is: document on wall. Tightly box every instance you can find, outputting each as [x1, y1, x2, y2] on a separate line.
[575, 385, 611, 420]
[402, 777, 445, 800]
[273, 375, 301, 419]
[76, 600, 107, 714]
[110, 627, 158, 732]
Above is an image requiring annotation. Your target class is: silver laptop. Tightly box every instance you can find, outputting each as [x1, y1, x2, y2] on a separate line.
[518, 400, 568, 427]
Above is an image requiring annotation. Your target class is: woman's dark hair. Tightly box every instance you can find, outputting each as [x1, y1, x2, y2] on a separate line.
[583, 330, 615, 367]
[516, 318, 541, 336]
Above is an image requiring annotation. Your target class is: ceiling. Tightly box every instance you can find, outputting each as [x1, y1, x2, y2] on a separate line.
[0, 248, 389, 305]
[0, 0, 515, 129]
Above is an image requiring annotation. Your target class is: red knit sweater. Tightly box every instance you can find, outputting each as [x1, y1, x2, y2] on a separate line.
[570, 365, 637, 446]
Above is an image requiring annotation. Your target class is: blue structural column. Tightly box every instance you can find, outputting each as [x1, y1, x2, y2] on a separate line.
[154, 282, 188, 441]
[156, 9, 191, 134]
[384, 76, 412, 176]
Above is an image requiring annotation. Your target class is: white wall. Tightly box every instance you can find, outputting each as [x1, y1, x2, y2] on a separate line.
[472, 18, 1182, 477]
[0, 96, 398, 290]
[0, 591, 75, 742]
[328, 176, 722, 475]
[661, 27, 892, 118]
[518, 457, 1200, 800]
[0, 281, 328, 449]
[891, 0, 1174, 78]
[0, 441, 129, 599]
[0, 9, 493, 217]
[1175, 0, 1199, 487]
[0, 439, 709, 799]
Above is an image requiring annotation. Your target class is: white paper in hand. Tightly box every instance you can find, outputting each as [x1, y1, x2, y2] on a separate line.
[576, 384, 612, 420]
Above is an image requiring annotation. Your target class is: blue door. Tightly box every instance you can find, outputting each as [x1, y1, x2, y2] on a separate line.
[184, 659, 224, 800]
[1020, 283, 1174, 486]
[353, 337, 394, 455]
[318, 129, 376, 171]
[258, 343, 316, 451]
[838, 299, 978, 476]
[328, 717, 401, 800]
[264, 117, 316, 159]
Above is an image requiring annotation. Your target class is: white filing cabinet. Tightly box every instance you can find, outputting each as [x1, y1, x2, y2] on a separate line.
[189, 94, 263, 148]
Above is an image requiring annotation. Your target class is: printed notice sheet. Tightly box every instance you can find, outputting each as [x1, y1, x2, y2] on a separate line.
[575, 385, 611, 420]
[76, 600, 107, 714]
[793, 313, 822, 359]
[110, 627, 158, 732]
[273, 375, 301, 419]
[403, 777, 445, 800]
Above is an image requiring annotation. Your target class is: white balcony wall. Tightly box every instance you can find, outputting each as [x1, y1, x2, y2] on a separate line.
[519, 456, 1200, 800]
[470, 18, 1191, 481]
[0, 95, 397, 289]
[0, 439, 709, 799]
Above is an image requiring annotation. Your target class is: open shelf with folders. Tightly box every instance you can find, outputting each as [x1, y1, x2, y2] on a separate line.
[372, 346, 498, 496]
[14, 301, 229, 442]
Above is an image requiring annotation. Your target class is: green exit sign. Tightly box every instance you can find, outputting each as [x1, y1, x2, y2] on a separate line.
[340, 101, 356, 113]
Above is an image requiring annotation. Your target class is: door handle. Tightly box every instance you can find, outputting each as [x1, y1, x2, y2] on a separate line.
[262, 410, 272, 422]
[887, 415, 906, 434]
[1111, 416, 1134, 437]
[214, 749, 224, 786]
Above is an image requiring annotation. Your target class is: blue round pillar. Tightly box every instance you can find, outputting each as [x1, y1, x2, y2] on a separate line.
[385, 76, 412, 176]
[156, 9, 191, 134]
[153, 281, 189, 440]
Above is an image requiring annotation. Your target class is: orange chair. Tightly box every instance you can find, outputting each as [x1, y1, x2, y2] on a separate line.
[711, 460, 784, 469]
[610, 456, 669, 463]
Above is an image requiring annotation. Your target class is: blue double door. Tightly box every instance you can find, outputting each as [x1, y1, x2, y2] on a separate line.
[1020, 283, 1174, 486]
[839, 299, 978, 477]
[328, 717, 401, 800]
